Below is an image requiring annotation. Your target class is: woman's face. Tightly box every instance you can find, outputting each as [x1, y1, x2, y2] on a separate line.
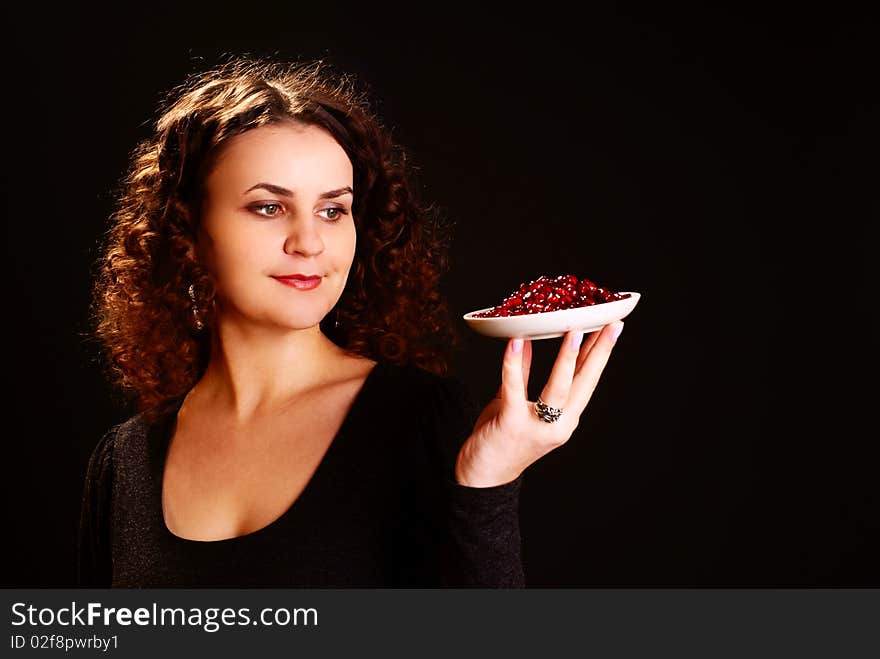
[196, 120, 356, 332]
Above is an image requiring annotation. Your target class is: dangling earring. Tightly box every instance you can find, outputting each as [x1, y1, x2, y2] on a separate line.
[188, 283, 204, 331]
[334, 308, 340, 329]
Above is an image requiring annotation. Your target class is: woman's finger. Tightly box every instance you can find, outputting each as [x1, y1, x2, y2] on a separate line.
[539, 329, 585, 409]
[575, 328, 603, 373]
[495, 338, 533, 400]
[521, 339, 532, 393]
[501, 337, 529, 402]
[568, 322, 624, 414]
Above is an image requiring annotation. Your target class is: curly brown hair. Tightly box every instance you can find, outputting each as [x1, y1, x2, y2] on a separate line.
[91, 54, 462, 420]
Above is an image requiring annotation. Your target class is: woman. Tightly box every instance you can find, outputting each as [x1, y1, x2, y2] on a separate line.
[78, 55, 624, 587]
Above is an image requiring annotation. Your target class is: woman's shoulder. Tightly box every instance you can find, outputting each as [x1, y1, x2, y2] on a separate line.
[103, 410, 157, 444]
[89, 403, 175, 465]
[380, 360, 471, 402]
[378, 361, 478, 433]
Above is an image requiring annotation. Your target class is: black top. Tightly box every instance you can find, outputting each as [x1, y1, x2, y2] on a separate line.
[77, 360, 525, 588]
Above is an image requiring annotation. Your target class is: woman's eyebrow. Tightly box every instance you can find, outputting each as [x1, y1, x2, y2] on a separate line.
[243, 183, 353, 199]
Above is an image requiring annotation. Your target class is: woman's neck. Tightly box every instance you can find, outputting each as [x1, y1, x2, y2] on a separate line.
[192, 320, 350, 424]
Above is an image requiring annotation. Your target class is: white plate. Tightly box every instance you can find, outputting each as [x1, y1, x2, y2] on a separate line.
[463, 292, 641, 340]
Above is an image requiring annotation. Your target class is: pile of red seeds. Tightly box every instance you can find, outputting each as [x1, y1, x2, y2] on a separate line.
[472, 274, 631, 317]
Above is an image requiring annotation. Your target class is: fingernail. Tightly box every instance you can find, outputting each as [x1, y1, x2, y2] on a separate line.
[511, 338, 523, 354]
[612, 323, 624, 343]
[570, 331, 584, 350]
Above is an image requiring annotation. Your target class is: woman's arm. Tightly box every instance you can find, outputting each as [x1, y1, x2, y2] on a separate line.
[77, 427, 117, 587]
[440, 474, 525, 587]
[417, 375, 526, 587]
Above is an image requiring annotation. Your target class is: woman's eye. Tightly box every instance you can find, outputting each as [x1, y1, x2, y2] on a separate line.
[253, 203, 283, 217]
[250, 204, 348, 221]
[319, 207, 349, 222]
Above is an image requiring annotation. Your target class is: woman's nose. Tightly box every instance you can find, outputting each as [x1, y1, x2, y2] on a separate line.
[282, 217, 324, 256]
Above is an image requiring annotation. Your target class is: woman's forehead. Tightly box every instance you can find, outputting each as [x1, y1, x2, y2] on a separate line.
[206, 123, 353, 192]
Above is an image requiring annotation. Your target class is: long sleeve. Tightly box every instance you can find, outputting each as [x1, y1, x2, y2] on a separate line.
[442, 474, 525, 587]
[77, 426, 117, 587]
[420, 375, 526, 588]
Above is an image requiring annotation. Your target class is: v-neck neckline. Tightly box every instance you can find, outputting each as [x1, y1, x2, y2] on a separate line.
[151, 359, 387, 546]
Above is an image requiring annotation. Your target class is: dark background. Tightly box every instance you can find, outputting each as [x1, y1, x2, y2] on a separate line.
[5, 3, 876, 587]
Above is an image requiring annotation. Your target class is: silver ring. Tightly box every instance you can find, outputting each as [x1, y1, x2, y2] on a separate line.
[534, 397, 563, 423]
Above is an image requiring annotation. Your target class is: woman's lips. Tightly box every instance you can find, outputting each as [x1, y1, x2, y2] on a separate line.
[272, 275, 322, 290]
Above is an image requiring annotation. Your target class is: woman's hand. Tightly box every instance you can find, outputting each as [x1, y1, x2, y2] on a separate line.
[454, 321, 625, 488]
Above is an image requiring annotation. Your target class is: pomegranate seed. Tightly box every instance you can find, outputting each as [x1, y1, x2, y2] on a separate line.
[473, 274, 628, 317]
